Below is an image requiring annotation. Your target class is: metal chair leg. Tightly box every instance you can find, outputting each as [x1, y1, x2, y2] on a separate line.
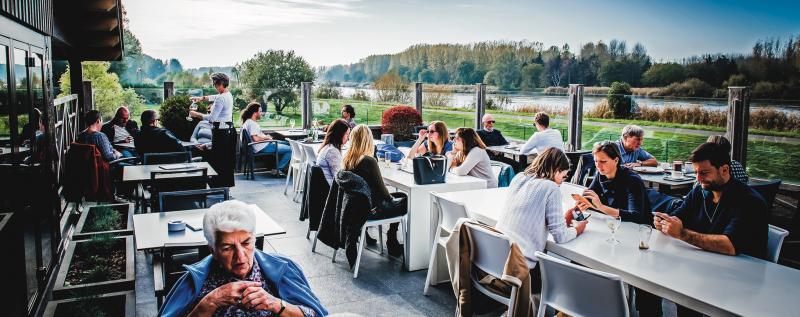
[353, 226, 367, 278]
[378, 225, 384, 255]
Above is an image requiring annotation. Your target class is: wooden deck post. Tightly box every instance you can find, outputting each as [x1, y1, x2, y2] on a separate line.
[301, 82, 312, 129]
[415, 82, 423, 115]
[163, 81, 174, 99]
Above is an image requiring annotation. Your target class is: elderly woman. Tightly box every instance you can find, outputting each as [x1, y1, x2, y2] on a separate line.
[160, 200, 326, 317]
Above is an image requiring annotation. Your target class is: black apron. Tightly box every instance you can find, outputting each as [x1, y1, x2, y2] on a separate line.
[210, 122, 236, 187]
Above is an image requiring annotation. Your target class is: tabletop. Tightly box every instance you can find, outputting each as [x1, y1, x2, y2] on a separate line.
[378, 164, 487, 191]
[122, 162, 217, 182]
[114, 141, 198, 149]
[435, 186, 800, 316]
[132, 204, 285, 250]
[486, 144, 526, 157]
[636, 170, 696, 188]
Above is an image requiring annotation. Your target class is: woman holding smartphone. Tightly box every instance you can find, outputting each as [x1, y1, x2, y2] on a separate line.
[495, 147, 587, 292]
[578, 141, 653, 225]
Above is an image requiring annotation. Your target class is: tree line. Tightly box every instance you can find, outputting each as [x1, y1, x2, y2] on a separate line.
[320, 36, 800, 99]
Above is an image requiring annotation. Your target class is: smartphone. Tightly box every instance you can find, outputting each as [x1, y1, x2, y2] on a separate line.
[572, 209, 591, 221]
[571, 193, 591, 205]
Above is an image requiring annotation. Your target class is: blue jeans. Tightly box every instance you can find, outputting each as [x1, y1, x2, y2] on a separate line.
[257, 142, 292, 170]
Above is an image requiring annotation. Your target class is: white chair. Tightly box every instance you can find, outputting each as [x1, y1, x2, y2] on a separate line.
[294, 145, 319, 202]
[310, 213, 407, 279]
[352, 215, 407, 278]
[423, 193, 468, 295]
[768, 224, 789, 263]
[464, 223, 519, 317]
[284, 140, 305, 197]
[534, 251, 631, 317]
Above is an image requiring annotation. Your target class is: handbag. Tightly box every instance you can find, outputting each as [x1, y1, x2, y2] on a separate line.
[412, 155, 447, 185]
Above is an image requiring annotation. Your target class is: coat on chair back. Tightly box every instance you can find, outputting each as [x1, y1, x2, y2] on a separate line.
[317, 170, 373, 266]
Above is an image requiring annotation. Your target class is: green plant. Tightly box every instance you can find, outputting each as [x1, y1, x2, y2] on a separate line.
[159, 95, 195, 141]
[315, 84, 342, 99]
[84, 206, 123, 232]
[351, 89, 371, 101]
[606, 82, 636, 119]
[381, 105, 422, 141]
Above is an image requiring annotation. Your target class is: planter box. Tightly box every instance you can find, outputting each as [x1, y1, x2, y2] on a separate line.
[44, 290, 135, 317]
[73, 203, 133, 239]
[52, 236, 135, 300]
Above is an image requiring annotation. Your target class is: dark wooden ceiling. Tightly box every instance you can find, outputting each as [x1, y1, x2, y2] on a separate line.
[51, 0, 125, 61]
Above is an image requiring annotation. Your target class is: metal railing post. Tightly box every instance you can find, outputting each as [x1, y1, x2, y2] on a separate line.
[726, 87, 750, 167]
[567, 84, 584, 151]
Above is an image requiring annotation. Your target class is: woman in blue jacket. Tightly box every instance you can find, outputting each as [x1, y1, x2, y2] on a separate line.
[159, 200, 326, 317]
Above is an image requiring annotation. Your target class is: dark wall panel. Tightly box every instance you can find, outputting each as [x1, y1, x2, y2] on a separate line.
[0, 0, 53, 35]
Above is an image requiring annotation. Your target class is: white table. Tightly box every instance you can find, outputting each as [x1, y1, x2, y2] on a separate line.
[132, 204, 285, 250]
[122, 162, 217, 182]
[114, 141, 198, 150]
[378, 165, 487, 271]
[435, 186, 800, 316]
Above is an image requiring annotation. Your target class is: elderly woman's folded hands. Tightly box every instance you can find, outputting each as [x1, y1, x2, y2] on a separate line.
[203, 280, 261, 309]
[242, 285, 281, 311]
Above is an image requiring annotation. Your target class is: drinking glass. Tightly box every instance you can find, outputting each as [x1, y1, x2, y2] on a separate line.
[186, 102, 198, 121]
[638, 224, 653, 250]
[384, 152, 392, 168]
[290, 119, 296, 129]
[606, 216, 622, 245]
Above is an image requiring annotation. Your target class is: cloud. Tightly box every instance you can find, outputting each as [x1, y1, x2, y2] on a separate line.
[125, 0, 364, 53]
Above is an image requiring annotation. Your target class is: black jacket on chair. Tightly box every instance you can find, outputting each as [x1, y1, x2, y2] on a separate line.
[317, 171, 372, 267]
[301, 163, 330, 232]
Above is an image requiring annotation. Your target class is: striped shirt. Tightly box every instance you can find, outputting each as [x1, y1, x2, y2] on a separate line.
[495, 174, 577, 268]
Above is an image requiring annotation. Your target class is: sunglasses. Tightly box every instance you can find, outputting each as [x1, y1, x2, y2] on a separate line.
[486, 120, 496, 124]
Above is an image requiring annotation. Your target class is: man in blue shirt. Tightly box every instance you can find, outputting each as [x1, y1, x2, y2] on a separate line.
[615, 124, 658, 168]
[652, 142, 767, 317]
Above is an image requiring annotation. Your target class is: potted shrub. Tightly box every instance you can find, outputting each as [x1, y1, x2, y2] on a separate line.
[44, 290, 134, 317]
[381, 105, 422, 145]
[73, 204, 133, 239]
[53, 235, 134, 299]
[160, 94, 195, 141]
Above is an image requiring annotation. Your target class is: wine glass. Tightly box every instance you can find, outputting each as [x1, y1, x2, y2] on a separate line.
[606, 216, 622, 245]
[290, 119, 296, 129]
[186, 102, 198, 121]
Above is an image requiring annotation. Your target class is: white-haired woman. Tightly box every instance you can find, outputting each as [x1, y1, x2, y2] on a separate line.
[159, 200, 326, 317]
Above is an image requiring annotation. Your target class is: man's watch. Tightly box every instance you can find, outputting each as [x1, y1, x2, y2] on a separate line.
[275, 299, 286, 316]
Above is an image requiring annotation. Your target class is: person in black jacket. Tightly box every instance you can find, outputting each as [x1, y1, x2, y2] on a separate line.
[134, 110, 184, 158]
[101, 106, 139, 157]
[578, 140, 653, 225]
[342, 124, 407, 257]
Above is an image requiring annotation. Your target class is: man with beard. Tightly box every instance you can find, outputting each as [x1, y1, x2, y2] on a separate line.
[651, 142, 767, 317]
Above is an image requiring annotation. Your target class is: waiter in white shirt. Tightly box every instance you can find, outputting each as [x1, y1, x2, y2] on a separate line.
[190, 73, 235, 187]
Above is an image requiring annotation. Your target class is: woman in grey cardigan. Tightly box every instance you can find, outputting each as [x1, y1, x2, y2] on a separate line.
[317, 119, 350, 185]
[495, 147, 588, 291]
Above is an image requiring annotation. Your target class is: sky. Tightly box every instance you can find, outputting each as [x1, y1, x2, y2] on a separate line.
[124, 0, 800, 69]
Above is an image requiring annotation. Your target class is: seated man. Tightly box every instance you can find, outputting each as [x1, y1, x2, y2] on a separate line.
[324, 104, 356, 131]
[101, 106, 139, 158]
[615, 124, 658, 167]
[520, 112, 563, 155]
[160, 200, 327, 316]
[135, 110, 184, 158]
[77, 110, 121, 162]
[652, 142, 767, 317]
[476, 114, 508, 146]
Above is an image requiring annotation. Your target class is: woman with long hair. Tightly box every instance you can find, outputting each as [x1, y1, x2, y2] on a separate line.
[240, 102, 292, 171]
[342, 124, 407, 256]
[495, 147, 587, 291]
[317, 119, 350, 185]
[449, 127, 497, 188]
[410, 121, 452, 157]
[578, 141, 652, 224]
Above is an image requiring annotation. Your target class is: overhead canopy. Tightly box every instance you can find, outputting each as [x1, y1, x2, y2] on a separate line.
[51, 0, 124, 61]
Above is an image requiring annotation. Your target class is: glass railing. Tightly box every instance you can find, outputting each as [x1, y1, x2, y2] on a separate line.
[121, 82, 800, 183]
